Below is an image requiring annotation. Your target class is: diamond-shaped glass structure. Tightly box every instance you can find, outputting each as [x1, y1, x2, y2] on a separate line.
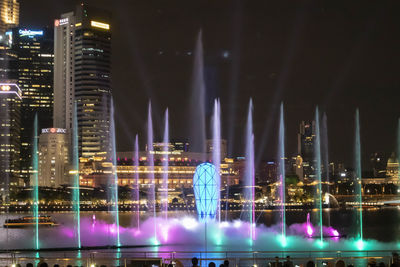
[193, 162, 219, 220]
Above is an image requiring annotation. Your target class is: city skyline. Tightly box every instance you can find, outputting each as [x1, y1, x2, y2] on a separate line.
[17, 0, 400, 167]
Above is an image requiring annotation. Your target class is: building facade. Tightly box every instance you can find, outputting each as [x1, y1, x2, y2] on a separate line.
[38, 128, 69, 188]
[298, 121, 316, 179]
[54, 4, 112, 159]
[0, 83, 21, 199]
[0, 0, 19, 35]
[7, 27, 54, 182]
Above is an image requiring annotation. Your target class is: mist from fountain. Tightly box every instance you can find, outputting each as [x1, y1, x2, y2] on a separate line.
[72, 102, 81, 248]
[162, 109, 169, 221]
[147, 101, 158, 245]
[110, 99, 121, 246]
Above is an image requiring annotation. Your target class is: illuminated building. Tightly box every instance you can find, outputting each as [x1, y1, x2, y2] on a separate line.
[0, 83, 21, 197]
[54, 4, 112, 159]
[79, 150, 241, 190]
[386, 152, 398, 180]
[0, 0, 19, 35]
[38, 128, 69, 188]
[6, 27, 54, 182]
[370, 152, 387, 178]
[298, 121, 316, 179]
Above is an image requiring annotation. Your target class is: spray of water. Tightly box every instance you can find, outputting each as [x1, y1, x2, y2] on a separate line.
[278, 102, 286, 246]
[110, 99, 121, 246]
[134, 134, 140, 231]
[189, 30, 206, 156]
[212, 99, 221, 223]
[72, 102, 81, 248]
[32, 113, 39, 250]
[244, 99, 255, 242]
[354, 109, 363, 245]
[314, 107, 323, 246]
[162, 109, 169, 221]
[147, 101, 158, 244]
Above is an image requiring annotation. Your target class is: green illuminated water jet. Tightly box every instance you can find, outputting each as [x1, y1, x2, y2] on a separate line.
[354, 109, 363, 243]
[32, 114, 39, 250]
[72, 102, 81, 248]
[110, 99, 121, 246]
[314, 107, 323, 245]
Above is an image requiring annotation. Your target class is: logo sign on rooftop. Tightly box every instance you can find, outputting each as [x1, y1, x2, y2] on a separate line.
[19, 29, 43, 38]
[41, 128, 67, 134]
[90, 20, 110, 30]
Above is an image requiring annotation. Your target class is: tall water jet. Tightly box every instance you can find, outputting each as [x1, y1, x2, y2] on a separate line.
[397, 118, 400, 183]
[314, 107, 323, 246]
[32, 113, 39, 250]
[244, 99, 255, 242]
[110, 99, 121, 246]
[134, 134, 140, 230]
[72, 102, 81, 248]
[278, 102, 286, 246]
[321, 112, 330, 227]
[212, 99, 221, 223]
[162, 109, 169, 221]
[354, 109, 363, 246]
[189, 30, 206, 156]
[147, 101, 158, 244]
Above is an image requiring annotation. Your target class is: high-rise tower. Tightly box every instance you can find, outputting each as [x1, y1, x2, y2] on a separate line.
[8, 27, 54, 182]
[0, 0, 19, 35]
[54, 4, 111, 159]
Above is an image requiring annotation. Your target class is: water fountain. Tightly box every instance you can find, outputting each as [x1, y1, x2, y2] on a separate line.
[244, 99, 255, 243]
[32, 113, 39, 250]
[147, 101, 158, 245]
[162, 109, 169, 221]
[354, 109, 363, 249]
[278, 102, 287, 246]
[134, 134, 140, 231]
[72, 102, 81, 248]
[314, 107, 323, 246]
[110, 99, 121, 247]
[212, 99, 221, 223]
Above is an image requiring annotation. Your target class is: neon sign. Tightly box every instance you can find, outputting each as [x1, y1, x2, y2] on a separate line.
[18, 29, 43, 37]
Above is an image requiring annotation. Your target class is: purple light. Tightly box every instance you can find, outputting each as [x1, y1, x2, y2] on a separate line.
[305, 213, 313, 237]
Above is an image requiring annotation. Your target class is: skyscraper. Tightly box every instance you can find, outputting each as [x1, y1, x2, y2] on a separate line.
[7, 27, 54, 182]
[298, 121, 315, 179]
[54, 4, 112, 159]
[0, 0, 19, 35]
[0, 83, 21, 199]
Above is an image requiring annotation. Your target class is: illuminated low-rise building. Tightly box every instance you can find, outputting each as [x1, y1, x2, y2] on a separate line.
[38, 128, 69, 188]
[0, 83, 21, 198]
[79, 150, 241, 189]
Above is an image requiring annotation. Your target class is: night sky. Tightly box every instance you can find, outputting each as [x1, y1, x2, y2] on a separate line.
[20, 0, 400, 169]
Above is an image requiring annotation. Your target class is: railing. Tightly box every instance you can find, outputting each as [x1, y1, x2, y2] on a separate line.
[0, 250, 396, 267]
